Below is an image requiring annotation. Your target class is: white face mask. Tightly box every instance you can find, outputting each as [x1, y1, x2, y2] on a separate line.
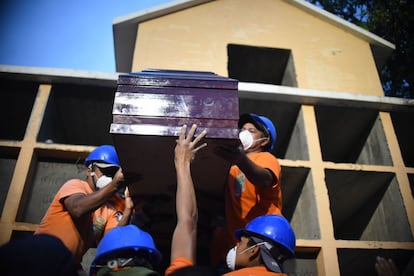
[239, 130, 253, 150]
[95, 175, 113, 189]
[226, 246, 237, 271]
[226, 242, 267, 271]
[239, 130, 267, 151]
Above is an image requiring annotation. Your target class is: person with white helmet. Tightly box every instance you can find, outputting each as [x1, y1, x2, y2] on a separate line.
[211, 113, 282, 267]
[35, 145, 134, 275]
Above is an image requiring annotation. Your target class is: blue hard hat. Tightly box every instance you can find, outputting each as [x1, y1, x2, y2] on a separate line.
[235, 214, 296, 257]
[90, 225, 161, 274]
[238, 113, 277, 151]
[84, 145, 120, 167]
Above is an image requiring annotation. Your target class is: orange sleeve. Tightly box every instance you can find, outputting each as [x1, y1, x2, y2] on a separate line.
[224, 266, 286, 275]
[58, 179, 90, 201]
[253, 152, 281, 187]
[35, 179, 92, 263]
[103, 207, 121, 236]
[165, 257, 193, 275]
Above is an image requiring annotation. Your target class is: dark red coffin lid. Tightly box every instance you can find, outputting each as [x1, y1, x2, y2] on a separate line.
[118, 69, 238, 90]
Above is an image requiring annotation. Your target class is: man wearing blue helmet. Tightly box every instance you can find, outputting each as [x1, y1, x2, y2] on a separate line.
[224, 214, 295, 275]
[89, 224, 162, 276]
[212, 113, 282, 267]
[35, 145, 134, 275]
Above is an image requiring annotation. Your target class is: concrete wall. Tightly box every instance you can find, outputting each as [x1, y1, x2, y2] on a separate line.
[0, 68, 413, 275]
[132, 0, 384, 96]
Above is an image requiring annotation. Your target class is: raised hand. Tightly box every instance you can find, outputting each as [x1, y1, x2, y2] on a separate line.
[175, 124, 207, 166]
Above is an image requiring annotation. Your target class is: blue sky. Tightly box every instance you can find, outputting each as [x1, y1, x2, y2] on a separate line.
[0, 0, 173, 73]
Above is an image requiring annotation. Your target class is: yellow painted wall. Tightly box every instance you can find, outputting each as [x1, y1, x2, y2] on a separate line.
[132, 0, 384, 96]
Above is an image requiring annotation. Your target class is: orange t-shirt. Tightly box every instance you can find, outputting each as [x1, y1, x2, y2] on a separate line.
[165, 258, 286, 276]
[224, 266, 286, 276]
[225, 151, 282, 245]
[35, 179, 124, 265]
[164, 257, 193, 275]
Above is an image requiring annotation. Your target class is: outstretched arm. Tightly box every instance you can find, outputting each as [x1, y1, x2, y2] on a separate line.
[215, 144, 276, 188]
[63, 168, 125, 218]
[170, 124, 207, 263]
[234, 154, 276, 187]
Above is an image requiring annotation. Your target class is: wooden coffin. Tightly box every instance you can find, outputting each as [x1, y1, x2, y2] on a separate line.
[110, 69, 239, 238]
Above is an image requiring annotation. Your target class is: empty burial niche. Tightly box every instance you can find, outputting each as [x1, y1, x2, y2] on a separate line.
[16, 155, 86, 224]
[325, 169, 413, 241]
[238, 98, 308, 160]
[315, 105, 392, 165]
[37, 83, 116, 146]
[281, 166, 319, 239]
[390, 111, 414, 167]
[227, 44, 298, 87]
[338, 248, 414, 276]
[0, 148, 19, 216]
[284, 108, 310, 161]
[1, 79, 39, 141]
[283, 247, 320, 276]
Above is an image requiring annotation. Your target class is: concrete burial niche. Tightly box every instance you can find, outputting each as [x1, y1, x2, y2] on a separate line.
[0, 148, 19, 216]
[110, 69, 240, 261]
